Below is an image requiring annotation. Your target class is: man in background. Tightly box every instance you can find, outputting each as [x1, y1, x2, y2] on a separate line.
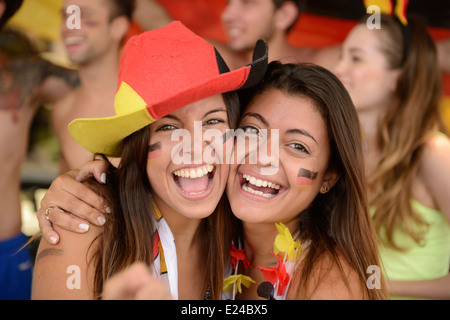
[52, 0, 134, 173]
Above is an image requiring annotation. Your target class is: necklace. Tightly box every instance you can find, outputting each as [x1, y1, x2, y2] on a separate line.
[223, 222, 303, 300]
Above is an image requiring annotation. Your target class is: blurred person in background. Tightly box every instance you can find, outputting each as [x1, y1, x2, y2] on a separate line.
[52, 0, 134, 173]
[0, 0, 78, 299]
[334, 12, 450, 299]
[134, 0, 450, 74]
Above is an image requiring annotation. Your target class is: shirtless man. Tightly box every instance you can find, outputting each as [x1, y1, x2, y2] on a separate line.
[134, 0, 341, 70]
[0, 0, 79, 299]
[52, 0, 133, 172]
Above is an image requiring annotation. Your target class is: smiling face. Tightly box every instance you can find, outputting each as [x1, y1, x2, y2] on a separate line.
[60, 0, 123, 65]
[333, 24, 400, 112]
[221, 0, 277, 52]
[146, 94, 231, 220]
[226, 88, 337, 226]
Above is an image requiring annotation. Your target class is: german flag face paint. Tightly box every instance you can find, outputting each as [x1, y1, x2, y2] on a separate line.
[148, 142, 162, 166]
[296, 168, 318, 189]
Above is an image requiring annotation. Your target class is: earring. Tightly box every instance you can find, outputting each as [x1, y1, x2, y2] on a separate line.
[320, 186, 329, 194]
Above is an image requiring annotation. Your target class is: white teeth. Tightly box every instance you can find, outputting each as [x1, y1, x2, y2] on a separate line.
[227, 28, 241, 36]
[64, 37, 83, 46]
[242, 174, 280, 190]
[173, 165, 214, 179]
[242, 184, 276, 199]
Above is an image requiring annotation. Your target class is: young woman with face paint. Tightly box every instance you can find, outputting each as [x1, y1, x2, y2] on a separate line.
[36, 62, 388, 300]
[31, 21, 267, 300]
[223, 61, 388, 300]
[102, 62, 388, 300]
[334, 13, 450, 299]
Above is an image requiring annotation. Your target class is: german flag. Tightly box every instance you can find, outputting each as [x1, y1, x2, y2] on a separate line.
[363, 0, 409, 25]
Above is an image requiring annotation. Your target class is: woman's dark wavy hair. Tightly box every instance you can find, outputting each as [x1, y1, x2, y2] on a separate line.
[234, 61, 388, 299]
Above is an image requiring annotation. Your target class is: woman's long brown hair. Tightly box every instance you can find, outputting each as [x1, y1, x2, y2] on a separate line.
[86, 91, 240, 299]
[234, 61, 389, 299]
[367, 14, 445, 250]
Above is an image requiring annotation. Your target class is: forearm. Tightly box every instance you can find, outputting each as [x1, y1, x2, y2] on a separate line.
[0, 173, 22, 240]
[389, 274, 450, 299]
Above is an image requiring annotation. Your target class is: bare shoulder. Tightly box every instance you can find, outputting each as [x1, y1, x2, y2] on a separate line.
[52, 88, 78, 117]
[416, 133, 450, 219]
[51, 89, 78, 132]
[32, 224, 101, 299]
[418, 133, 450, 187]
[307, 249, 364, 300]
[420, 133, 450, 166]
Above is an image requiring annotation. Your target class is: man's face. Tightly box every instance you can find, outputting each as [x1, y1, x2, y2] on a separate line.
[60, 0, 116, 66]
[221, 0, 278, 52]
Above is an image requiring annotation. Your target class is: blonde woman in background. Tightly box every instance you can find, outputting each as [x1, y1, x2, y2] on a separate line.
[335, 13, 450, 299]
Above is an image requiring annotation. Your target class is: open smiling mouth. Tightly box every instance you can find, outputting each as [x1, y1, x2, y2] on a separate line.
[239, 173, 282, 199]
[173, 164, 216, 196]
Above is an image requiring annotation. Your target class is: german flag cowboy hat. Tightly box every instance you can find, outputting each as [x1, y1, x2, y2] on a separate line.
[68, 21, 268, 157]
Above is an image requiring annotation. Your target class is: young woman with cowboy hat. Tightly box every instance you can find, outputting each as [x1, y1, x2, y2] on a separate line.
[32, 21, 268, 300]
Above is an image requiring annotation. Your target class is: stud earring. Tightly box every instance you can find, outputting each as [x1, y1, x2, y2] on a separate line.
[320, 186, 329, 194]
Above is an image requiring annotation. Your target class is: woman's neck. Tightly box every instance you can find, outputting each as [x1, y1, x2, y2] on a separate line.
[152, 197, 202, 249]
[358, 108, 382, 147]
[357, 105, 389, 175]
[152, 196, 206, 299]
[242, 222, 278, 267]
[242, 219, 300, 267]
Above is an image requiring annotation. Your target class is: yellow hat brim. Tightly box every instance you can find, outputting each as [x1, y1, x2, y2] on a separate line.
[68, 108, 154, 157]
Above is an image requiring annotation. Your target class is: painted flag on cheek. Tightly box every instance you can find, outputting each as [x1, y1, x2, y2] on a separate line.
[148, 142, 162, 166]
[296, 168, 318, 186]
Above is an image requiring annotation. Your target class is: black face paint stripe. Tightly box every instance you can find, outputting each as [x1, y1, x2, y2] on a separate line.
[148, 142, 162, 152]
[297, 168, 318, 180]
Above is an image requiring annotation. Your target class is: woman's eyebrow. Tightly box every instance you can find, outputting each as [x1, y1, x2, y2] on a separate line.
[162, 108, 226, 121]
[162, 114, 181, 121]
[285, 128, 318, 144]
[202, 108, 227, 118]
[349, 47, 365, 55]
[241, 112, 270, 127]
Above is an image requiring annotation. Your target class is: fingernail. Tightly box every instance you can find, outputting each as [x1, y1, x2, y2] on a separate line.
[79, 223, 89, 232]
[97, 216, 106, 225]
[104, 206, 111, 214]
[100, 173, 107, 184]
[50, 236, 57, 244]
